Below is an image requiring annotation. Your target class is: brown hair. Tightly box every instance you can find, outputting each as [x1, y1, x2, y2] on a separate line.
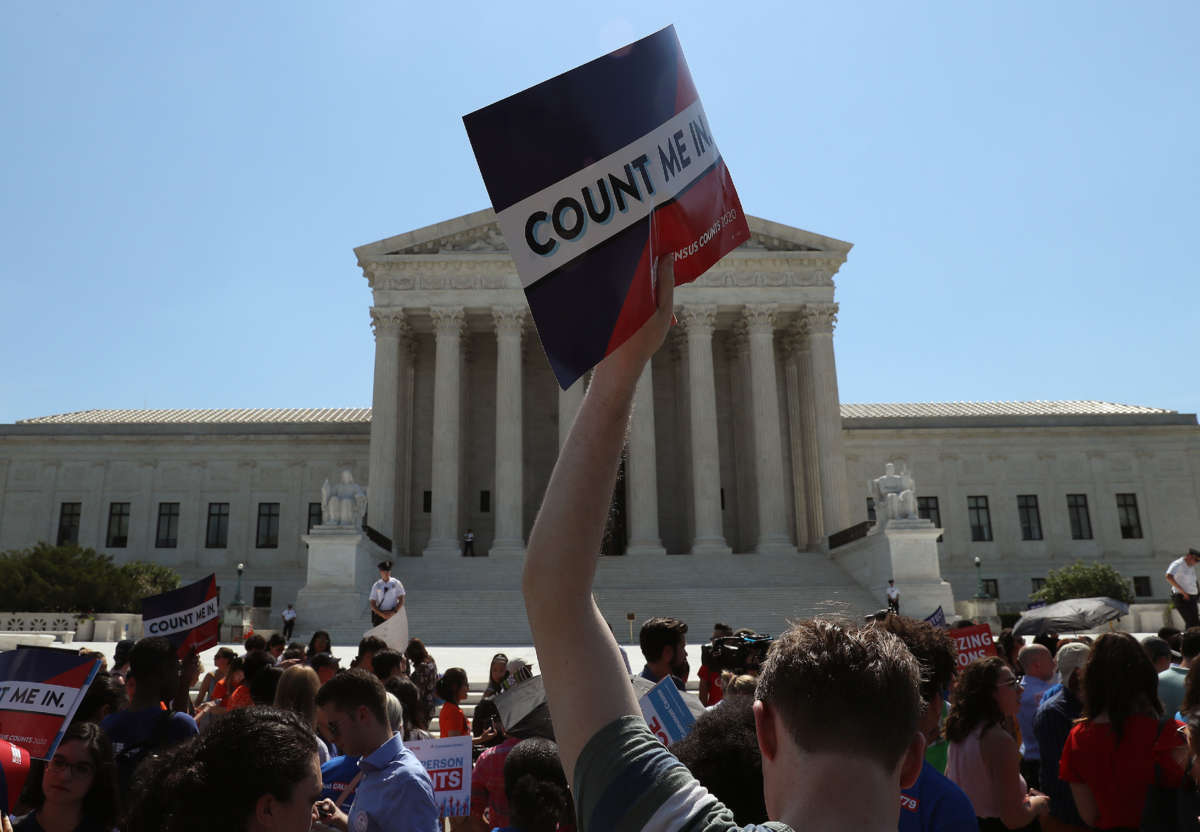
[1082, 632, 1161, 741]
[945, 657, 1009, 743]
[273, 665, 321, 728]
[639, 617, 688, 664]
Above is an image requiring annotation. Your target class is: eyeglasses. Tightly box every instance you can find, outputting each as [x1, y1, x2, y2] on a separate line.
[48, 757, 95, 778]
[996, 677, 1020, 689]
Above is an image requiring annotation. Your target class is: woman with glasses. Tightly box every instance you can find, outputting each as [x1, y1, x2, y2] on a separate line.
[945, 656, 1049, 830]
[13, 721, 120, 832]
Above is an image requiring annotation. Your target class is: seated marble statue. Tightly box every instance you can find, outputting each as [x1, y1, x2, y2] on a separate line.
[320, 470, 368, 528]
[870, 462, 917, 525]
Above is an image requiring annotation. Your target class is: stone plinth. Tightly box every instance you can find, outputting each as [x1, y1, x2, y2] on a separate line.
[295, 526, 375, 639]
[832, 518, 955, 620]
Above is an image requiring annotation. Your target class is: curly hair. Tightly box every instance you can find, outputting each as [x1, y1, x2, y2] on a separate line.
[670, 696, 766, 823]
[1081, 632, 1161, 741]
[124, 707, 318, 832]
[504, 739, 572, 832]
[945, 657, 1009, 744]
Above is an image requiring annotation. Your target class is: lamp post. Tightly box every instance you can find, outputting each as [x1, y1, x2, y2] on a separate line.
[234, 562, 245, 607]
[974, 556, 987, 599]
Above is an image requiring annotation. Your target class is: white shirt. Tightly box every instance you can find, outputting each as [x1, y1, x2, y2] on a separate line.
[370, 576, 406, 611]
[281, 607, 297, 622]
[1167, 557, 1198, 595]
[886, 585, 900, 600]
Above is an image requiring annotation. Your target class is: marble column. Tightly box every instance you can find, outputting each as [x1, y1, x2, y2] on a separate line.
[791, 327, 825, 545]
[490, 307, 526, 556]
[803, 303, 850, 537]
[558, 380, 585, 450]
[743, 305, 796, 554]
[394, 332, 416, 555]
[782, 329, 813, 548]
[367, 307, 406, 550]
[679, 305, 731, 555]
[424, 306, 465, 556]
[626, 362, 666, 555]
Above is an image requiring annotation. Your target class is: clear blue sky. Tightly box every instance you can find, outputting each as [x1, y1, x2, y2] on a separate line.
[2, 2, 1196, 424]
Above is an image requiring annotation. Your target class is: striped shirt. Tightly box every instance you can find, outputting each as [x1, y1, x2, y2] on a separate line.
[574, 715, 793, 832]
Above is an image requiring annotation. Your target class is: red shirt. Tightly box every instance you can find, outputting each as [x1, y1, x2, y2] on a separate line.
[1059, 714, 1184, 829]
[471, 735, 520, 826]
[697, 665, 722, 706]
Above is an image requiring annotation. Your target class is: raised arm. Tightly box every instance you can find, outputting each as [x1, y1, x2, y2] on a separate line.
[523, 257, 675, 782]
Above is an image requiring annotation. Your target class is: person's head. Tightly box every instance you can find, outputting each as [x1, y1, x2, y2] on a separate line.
[242, 650, 276, 687]
[472, 698, 503, 742]
[753, 619, 924, 816]
[1033, 631, 1059, 656]
[280, 648, 305, 665]
[503, 739, 573, 832]
[127, 637, 181, 704]
[1186, 549, 1200, 568]
[306, 631, 331, 656]
[639, 617, 688, 676]
[874, 616, 958, 744]
[995, 629, 1023, 670]
[250, 666, 283, 706]
[436, 667, 469, 703]
[274, 665, 321, 729]
[945, 657, 1019, 743]
[489, 653, 510, 685]
[225, 655, 246, 689]
[125, 707, 320, 832]
[244, 634, 267, 653]
[1054, 642, 1091, 695]
[1142, 635, 1176, 673]
[315, 669, 390, 757]
[112, 639, 136, 670]
[74, 671, 128, 724]
[213, 647, 237, 673]
[371, 649, 409, 681]
[25, 721, 119, 827]
[1083, 632, 1161, 740]
[355, 636, 388, 669]
[267, 634, 286, 658]
[308, 653, 339, 685]
[711, 622, 733, 640]
[384, 692, 404, 734]
[671, 695, 766, 823]
[404, 638, 431, 666]
[384, 676, 424, 734]
[377, 560, 392, 579]
[1017, 643, 1055, 682]
[1182, 630, 1200, 667]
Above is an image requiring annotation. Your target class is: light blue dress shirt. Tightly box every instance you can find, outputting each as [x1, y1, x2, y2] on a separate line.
[1018, 674, 1053, 760]
[348, 733, 439, 832]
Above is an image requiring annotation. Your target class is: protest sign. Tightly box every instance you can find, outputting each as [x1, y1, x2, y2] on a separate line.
[638, 676, 696, 745]
[463, 25, 750, 389]
[404, 735, 472, 818]
[924, 606, 948, 629]
[363, 605, 409, 652]
[950, 623, 998, 668]
[0, 646, 101, 760]
[142, 573, 220, 658]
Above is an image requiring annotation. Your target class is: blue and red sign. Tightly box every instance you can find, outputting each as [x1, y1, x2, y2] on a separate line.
[142, 573, 220, 658]
[463, 25, 750, 388]
[0, 646, 101, 760]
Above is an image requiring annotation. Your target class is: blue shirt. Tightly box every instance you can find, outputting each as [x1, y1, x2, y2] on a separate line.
[1033, 686, 1085, 827]
[1017, 675, 1053, 760]
[639, 665, 686, 691]
[899, 761, 978, 832]
[349, 733, 439, 832]
[100, 706, 198, 753]
[320, 754, 361, 809]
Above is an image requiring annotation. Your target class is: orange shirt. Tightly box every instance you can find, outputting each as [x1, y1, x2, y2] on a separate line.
[211, 679, 229, 706]
[439, 702, 469, 737]
[228, 684, 252, 710]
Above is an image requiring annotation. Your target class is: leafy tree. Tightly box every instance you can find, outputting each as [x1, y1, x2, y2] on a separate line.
[0, 543, 181, 613]
[1030, 560, 1134, 604]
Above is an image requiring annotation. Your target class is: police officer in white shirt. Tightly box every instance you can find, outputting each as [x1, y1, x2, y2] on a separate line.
[886, 579, 900, 614]
[369, 560, 406, 627]
[1166, 548, 1200, 629]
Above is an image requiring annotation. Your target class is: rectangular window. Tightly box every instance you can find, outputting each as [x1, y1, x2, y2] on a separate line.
[1116, 493, 1143, 539]
[917, 496, 940, 528]
[57, 502, 81, 546]
[106, 502, 130, 548]
[480, 490, 491, 513]
[422, 491, 432, 513]
[866, 497, 876, 526]
[1031, 577, 1046, 593]
[256, 503, 280, 548]
[1067, 494, 1092, 540]
[155, 502, 180, 548]
[206, 502, 230, 548]
[1017, 495, 1043, 541]
[1134, 576, 1153, 597]
[307, 502, 322, 532]
[252, 586, 272, 608]
[982, 578, 999, 599]
[967, 496, 993, 542]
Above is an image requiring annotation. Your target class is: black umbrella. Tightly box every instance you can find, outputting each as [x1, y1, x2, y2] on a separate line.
[1012, 596, 1130, 637]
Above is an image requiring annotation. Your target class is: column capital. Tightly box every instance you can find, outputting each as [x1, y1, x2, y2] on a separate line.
[781, 325, 808, 357]
[492, 306, 527, 339]
[726, 321, 750, 358]
[742, 303, 780, 335]
[369, 307, 408, 339]
[677, 304, 718, 336]
[799, 303, 838, 335]
[430, 306, 466, 337]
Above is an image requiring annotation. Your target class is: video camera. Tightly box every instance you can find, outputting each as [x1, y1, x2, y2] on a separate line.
[700, 632, 773, 674]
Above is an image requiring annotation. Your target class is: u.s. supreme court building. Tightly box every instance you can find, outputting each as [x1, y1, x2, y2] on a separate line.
[2, 210, 1198, 642]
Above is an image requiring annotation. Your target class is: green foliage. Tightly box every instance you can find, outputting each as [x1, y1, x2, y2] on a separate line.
[0, 543, 181, 613]
[1030, 560, 1135, 604]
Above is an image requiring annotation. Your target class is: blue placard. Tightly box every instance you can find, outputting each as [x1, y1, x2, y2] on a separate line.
[638, 676, 696, 745]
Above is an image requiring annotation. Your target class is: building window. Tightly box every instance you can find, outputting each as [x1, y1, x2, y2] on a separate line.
[1116, 493, 1143, 539]
[1134, 576, 1153, 597]
[480, 490, 491, 513]
[57, 502, 81, 546]
[917, 496, 940, 527]
[206, 503, 230, 548]
[1067, 494, 1092, 540]
[1031, 577, 1046, 593]
[967, 496, 993, 542]
[156, 503, 180, 548]
[1017, 495, 1043, 541]
[106, 503, 130, 548]
[307, 502, 322, 532]
[982, 579, 999, 599]
[422, 491, 432, 513]
[252, 586, 273, 608]
[256, 503, 280, 548]
[866, 497, 876, 526]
